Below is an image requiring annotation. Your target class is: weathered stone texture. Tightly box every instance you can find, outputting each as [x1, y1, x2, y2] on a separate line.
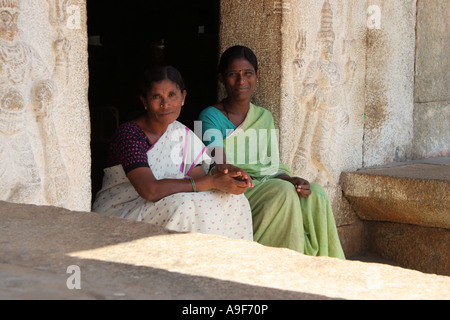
[341, 158, 450, 275]
[336, 220, 365, 259]
[280, 0, 366, 184]
[1, 200, 449, 300]
[414, 0, 450, 103]
[363, 0, 416, 167]
[341, 161, 450, 229]
[413, 0, 450, 159]
[277, 0, 368, 225]
[413, 101, 450, 158]
[0, 0, 90, 211]
[365, 221, 450, 276]
[219, 0, 282, 121]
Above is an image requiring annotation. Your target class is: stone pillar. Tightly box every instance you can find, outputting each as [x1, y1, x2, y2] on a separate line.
[0, 0, 90, 211]
[219, 0, 283, 120]
[363, 0, 417, 167]
[413, 0, 450, 159]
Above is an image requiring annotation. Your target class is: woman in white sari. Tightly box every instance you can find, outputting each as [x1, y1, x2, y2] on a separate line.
[93, 65, 253, 240]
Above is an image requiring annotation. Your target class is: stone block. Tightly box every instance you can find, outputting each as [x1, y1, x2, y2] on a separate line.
[341, 159, 450, 275]
[365, 221, 450, 276]
[337, 220, 365, 259]
[340, 161, 450, 229]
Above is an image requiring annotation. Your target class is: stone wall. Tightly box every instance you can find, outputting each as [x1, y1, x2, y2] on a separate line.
[0, 0, 90, 211]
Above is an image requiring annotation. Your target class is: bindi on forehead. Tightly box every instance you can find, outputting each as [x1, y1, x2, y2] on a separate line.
[225, 68, 256, 76]
[226, 59, 256, 72]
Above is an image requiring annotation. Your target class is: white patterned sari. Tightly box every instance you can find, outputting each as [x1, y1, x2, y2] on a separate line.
[93, 121, 253, 240]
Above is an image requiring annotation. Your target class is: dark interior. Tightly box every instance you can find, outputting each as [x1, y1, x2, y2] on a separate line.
[87, 0, 220, 200]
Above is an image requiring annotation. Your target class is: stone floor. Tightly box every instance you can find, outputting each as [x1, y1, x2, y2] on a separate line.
[0, 200, 449, 300]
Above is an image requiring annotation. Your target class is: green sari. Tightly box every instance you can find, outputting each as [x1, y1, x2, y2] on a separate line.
[198, 104, 345, 258]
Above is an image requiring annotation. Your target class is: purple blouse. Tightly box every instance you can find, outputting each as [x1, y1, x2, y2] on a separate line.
[106, 121, 152, 174]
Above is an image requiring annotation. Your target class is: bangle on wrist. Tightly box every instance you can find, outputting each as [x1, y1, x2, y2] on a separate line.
[189, 177, 197, 192]
[208, 164, 216, 176]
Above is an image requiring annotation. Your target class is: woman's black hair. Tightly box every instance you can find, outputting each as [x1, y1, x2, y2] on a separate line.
[139, 64, 186, 97]
[218, 45, 258, 76]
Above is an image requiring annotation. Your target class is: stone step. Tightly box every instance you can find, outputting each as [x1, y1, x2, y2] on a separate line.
[349, 253, 401, 267]
[0, 200, 449, 300]
[340, 157, 450, 276]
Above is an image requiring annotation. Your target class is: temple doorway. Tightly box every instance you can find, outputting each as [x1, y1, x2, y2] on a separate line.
[87, 0, 220, 198]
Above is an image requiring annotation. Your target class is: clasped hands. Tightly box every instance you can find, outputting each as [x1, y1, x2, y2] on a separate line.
[210, 164, 253, 195]
[211, 164, 311, 198]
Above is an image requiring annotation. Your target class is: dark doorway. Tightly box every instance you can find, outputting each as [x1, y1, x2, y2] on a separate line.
[87, 0, 220, 200]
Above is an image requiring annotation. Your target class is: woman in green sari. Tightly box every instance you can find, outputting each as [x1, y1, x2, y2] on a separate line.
[198, 46, 345, 259]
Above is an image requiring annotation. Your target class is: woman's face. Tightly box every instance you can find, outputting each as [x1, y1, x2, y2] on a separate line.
[220, 57, 260, 101]
[140, 79, 186, 126]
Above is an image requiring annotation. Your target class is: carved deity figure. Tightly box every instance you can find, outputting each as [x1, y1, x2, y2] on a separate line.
[0, 0, 70, 205]
[293, 0, 355, 186]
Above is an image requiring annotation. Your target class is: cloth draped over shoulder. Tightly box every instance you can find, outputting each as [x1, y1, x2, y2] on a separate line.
[198, 105, 345, 258]
[199, 104, 291, 182]
[93, 121, 253, 240]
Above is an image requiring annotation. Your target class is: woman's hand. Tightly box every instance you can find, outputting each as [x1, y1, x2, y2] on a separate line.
[211, 172, 249, 195]
[212, 164, 254, 188]
[210, 164, 253, 195]
[289, 176, 311, 198]
[288, 177, 311, 199]
[277, 174, 311, 199]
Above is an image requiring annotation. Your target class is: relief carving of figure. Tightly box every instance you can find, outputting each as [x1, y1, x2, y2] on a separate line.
[293, 0, 356, 186]
[0, 0, 70, 205]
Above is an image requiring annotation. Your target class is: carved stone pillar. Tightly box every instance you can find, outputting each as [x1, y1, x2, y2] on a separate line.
[0, 0, 90, 211]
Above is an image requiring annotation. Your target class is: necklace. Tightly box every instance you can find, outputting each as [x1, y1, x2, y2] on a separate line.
[222, 99, 231, 120]
[222, 99, 251, 127]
